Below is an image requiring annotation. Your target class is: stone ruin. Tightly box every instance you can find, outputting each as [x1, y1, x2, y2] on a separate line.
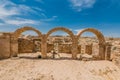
[0, 26, 112, 60]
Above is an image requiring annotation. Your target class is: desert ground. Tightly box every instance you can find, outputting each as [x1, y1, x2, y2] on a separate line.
[1, 36, 120, 80]
[0, 53, 120, 80]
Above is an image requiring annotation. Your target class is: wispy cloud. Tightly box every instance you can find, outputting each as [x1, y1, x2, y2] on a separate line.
[5, 18, 39, 26]
[0, 0, 18, 19]
[69, 0, 96, 12]
[0, 0, 57, 26]
[40, 16, 58, 22]
[21, 0, 44, 3]
[0, 0, 40, 26]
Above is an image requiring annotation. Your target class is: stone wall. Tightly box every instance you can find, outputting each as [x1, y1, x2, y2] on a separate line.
[58, 44, 72, 53]
[85, 44, 93, 55]
[78, 45, 81, 53]
[47, 44, 54, 52]
[0, 27, 107, 60]
[0, 33, 11, 59]
[18, 40, 81, 54]
[18, 39, 34, 53]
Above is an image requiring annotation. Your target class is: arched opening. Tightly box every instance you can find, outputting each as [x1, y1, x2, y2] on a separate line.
[77, 28, 106, 60]
[77, 32, 99, 60]
[45, 27, 76, 59]
[11, 26, 42, 58]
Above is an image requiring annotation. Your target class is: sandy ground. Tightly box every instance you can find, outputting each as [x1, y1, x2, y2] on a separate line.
[0, 53, 120, 80]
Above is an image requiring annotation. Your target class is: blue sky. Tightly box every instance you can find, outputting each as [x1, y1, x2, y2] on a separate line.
[0, 0, 120, 37]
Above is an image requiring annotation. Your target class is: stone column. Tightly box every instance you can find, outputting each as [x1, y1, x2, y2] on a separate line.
[41, 34, 47, 58]
[105, 42, 112, 60]
[99, 43, 106, 60]
[0, 33, 11, 59]
[71, 37, 78, 59]
[10, 37, 18, 57]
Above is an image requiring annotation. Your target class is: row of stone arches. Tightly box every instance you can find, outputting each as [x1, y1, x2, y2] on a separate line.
[11, 26, 106, 60]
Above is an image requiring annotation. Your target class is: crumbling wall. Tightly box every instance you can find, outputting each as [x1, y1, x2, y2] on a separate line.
[47, 44, 54, 52]
[0, 27, 106, 60]
[85, 44, 93, 55]
[77, 45, 81, 53]
[0, 33, 11, 59]
[58, 44, 72, 53]
[46, 44, 81, 54]
[18, 39, 34, 53]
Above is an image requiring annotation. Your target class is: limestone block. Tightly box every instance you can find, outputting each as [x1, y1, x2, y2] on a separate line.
[18, 39, 34, 53]
[0, 37, 10, 59]
[85, 44, 92, 55]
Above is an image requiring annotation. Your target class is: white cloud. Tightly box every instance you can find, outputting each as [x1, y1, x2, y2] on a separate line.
[0, 0, 41, 26]
[32, 7, 43, 12]
[5, 18, 39, 26]
[69, 0, 96, 12]
[0, 0, 57, 26]
[40, 16, 58, 21]
[21, 0, 44, 3]
[0, 0, 19, 19]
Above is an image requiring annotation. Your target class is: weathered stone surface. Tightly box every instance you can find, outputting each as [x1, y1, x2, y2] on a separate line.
[0, 26, 108, 60]
[85, 44, 93, 55]
[46, 27, 77, 59]
[11, 26, 43, 57]
[77, 28, 106, 60]
[18, 38, 34, 53]
[0, 33, 11, 59]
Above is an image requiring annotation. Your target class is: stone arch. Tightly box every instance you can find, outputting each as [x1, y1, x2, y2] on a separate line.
[45, 27, 77, 59]
[77, 28, 106, 60]
[13, 26, 42, 38]
[11, 26, 43, 57]
[77, 28, 105, 44]
[46, 27, 74, 39]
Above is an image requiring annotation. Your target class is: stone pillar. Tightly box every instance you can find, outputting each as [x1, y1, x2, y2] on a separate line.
[41, 34, 47, 58]
[99, 43, 106, 60]
[105, 42, 112, 60]
[85, 44, 93, 55]
[72, 37, 78, 59]
[0, 33, 11, 59]
[10, 37, 18, 57]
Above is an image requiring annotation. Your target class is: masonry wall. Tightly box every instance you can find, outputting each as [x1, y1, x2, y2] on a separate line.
[85, 44, 93, 55]
[78, 45, 81, 53]
[18, 41, 73, 53]
[0, 33, 11, 59]
[47, 44, 54, 52]
[58, 44, 72, 53]
[18, 39, 34, 53]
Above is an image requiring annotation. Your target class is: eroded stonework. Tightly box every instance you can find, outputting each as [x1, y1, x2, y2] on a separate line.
[0, 26, 111, 60]
[0, 33, 11, 59]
